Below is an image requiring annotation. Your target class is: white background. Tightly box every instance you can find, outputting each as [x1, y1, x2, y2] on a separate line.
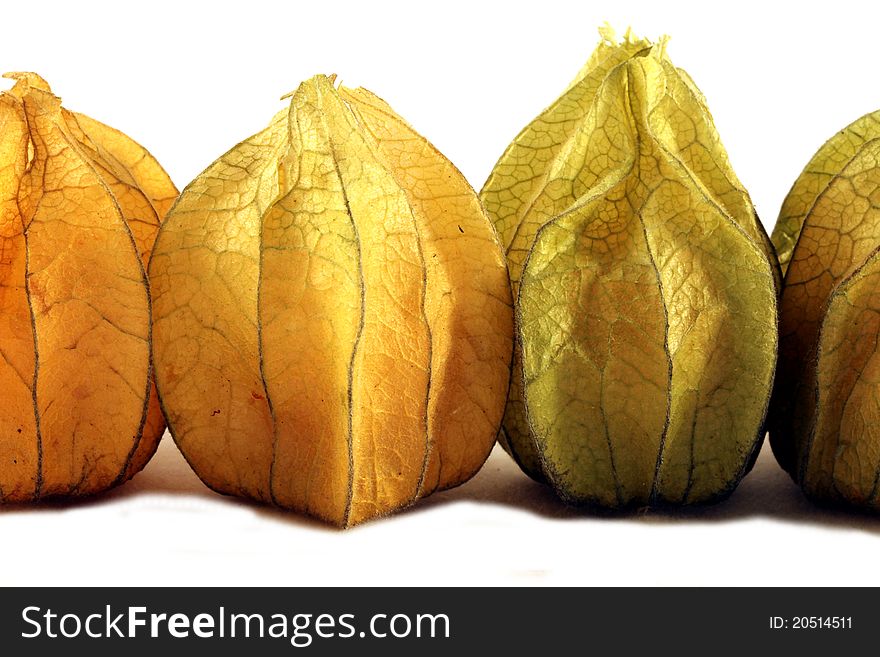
[2, 0, 879, 586]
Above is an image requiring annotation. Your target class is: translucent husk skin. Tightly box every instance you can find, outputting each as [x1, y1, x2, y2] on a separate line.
[769, 109, 880, 510]
[481, 29, 779, 509]
[0, 73, 177, 501]
[150, 75, 513, 526]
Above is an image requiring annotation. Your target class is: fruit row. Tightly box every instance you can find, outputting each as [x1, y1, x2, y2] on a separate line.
[1, 28, 876, 526]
